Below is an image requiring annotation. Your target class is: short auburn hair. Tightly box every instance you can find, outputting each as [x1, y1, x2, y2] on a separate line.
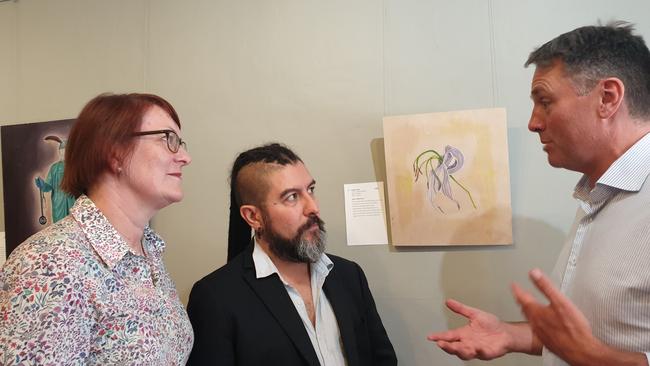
[61, 93, 181, 197]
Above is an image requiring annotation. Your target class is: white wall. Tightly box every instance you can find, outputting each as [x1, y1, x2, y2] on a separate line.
[2, 1, 649, 365]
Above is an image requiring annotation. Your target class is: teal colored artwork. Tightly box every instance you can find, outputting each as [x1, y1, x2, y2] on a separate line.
[34, 136, 76, 224]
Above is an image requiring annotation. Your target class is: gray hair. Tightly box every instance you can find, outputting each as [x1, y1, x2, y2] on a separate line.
[525, 21, 650, 119]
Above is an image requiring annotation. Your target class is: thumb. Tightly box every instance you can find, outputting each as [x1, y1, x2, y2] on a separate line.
[446, 299, 478, 319]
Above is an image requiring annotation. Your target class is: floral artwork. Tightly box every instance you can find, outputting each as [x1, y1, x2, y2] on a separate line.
[413, 145, 476, 213]
[383, 108, 512, 246]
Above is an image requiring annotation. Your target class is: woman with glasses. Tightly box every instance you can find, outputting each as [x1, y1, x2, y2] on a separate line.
[0, 93, 193, 365]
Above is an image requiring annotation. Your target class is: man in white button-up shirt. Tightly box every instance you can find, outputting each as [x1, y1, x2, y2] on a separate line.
[187, 143, 397, 366]
[429, 21, 650, 366]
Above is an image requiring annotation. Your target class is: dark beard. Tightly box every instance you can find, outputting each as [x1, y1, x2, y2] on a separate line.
[262, 214, 327, 263]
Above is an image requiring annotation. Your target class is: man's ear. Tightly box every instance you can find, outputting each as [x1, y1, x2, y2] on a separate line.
[240, 204, 262, 231]
[599, 77, 625, 119]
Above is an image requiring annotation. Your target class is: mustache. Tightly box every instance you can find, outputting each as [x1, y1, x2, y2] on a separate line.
[298, 215, 325, 234]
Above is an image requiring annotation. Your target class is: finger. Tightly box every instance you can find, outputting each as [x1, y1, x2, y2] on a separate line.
[511, 282, 539, 309]
[528, 268, 564, 306]
[445, 298, 478, 319]
[511, 282, 536, 306]
[435, 340, 459, 356]
[436, 340, 476, 360]
[427, 329, 461, 342]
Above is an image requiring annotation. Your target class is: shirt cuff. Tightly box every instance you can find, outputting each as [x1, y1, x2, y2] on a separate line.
[645, 352, 650, 365]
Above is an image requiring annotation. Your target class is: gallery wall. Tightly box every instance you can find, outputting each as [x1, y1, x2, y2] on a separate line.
[1, 1, 649, 365]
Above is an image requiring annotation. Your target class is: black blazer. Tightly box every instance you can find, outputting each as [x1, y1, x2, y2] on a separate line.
[186, 245, 397, 366]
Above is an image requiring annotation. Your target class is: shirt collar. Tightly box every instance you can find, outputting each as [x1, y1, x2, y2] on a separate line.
[142, 226, 166, 255]
[252, 237, 333, 283]
[574, 132, 650, 197]
[71, 195, 165, 269]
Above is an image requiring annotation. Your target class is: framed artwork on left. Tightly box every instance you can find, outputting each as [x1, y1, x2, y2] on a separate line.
[1, 119, 75, 259]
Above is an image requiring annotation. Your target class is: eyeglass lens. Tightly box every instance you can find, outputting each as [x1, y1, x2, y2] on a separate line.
[165, 131, 187, 153]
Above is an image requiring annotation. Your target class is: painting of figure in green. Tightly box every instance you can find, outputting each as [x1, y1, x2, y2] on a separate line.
[383, 108, 512, 246]
[1, 119, 75, 258]
[34, 135, 76, 224]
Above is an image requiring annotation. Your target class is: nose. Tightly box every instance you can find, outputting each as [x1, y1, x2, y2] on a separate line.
[528, 109, 544, 133]
[176, 146, 192, 166]
[303, 193, 320, 217]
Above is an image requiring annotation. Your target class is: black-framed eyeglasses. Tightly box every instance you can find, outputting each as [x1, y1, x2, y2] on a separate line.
[131, 129, 187, 153]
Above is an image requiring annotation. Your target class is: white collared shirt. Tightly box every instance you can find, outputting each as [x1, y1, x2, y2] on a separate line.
[253, 240, 347, 366]
[543, 132, 650, 366]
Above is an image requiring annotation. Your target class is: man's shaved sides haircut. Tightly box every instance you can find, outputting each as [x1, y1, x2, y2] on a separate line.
[228, 143, 302, 261]
[235, 162, 282, 208]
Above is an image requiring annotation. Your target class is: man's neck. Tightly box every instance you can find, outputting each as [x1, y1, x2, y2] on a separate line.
[257, 238, 317, 326]
[585, 119, 650, 188]
[257, 239, 311, 286]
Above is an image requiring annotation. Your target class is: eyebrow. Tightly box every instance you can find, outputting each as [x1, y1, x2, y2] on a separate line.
[530, 88, 540, 98]
[530, 82, 554, 98]
[279, 179, 316, 198]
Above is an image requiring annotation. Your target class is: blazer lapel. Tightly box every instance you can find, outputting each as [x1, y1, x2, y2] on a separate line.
[242, 249, 321, 366]
[323, 271, 359, 366]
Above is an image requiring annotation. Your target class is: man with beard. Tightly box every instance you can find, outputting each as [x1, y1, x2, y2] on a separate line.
[187, 143, 397, 366]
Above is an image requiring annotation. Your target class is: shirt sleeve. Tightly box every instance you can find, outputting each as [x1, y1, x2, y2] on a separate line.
[0, 246, 92, 364]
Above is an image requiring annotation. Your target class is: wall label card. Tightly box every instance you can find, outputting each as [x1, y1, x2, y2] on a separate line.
[344, 182, 389, 246]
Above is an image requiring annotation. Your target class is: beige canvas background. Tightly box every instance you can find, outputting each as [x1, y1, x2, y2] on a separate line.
[1, 1, 650, 365]
[384, 108, 512, 245]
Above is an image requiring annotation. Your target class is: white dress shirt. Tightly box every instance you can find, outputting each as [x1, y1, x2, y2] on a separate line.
[253, 240, 347, 366]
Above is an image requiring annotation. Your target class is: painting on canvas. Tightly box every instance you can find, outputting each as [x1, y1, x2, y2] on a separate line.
[383, 108, 512, 246]
[1, 119, 75, 258]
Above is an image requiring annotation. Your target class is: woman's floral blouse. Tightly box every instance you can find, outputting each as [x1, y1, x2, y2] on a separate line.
[0, 195, 193, 365]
